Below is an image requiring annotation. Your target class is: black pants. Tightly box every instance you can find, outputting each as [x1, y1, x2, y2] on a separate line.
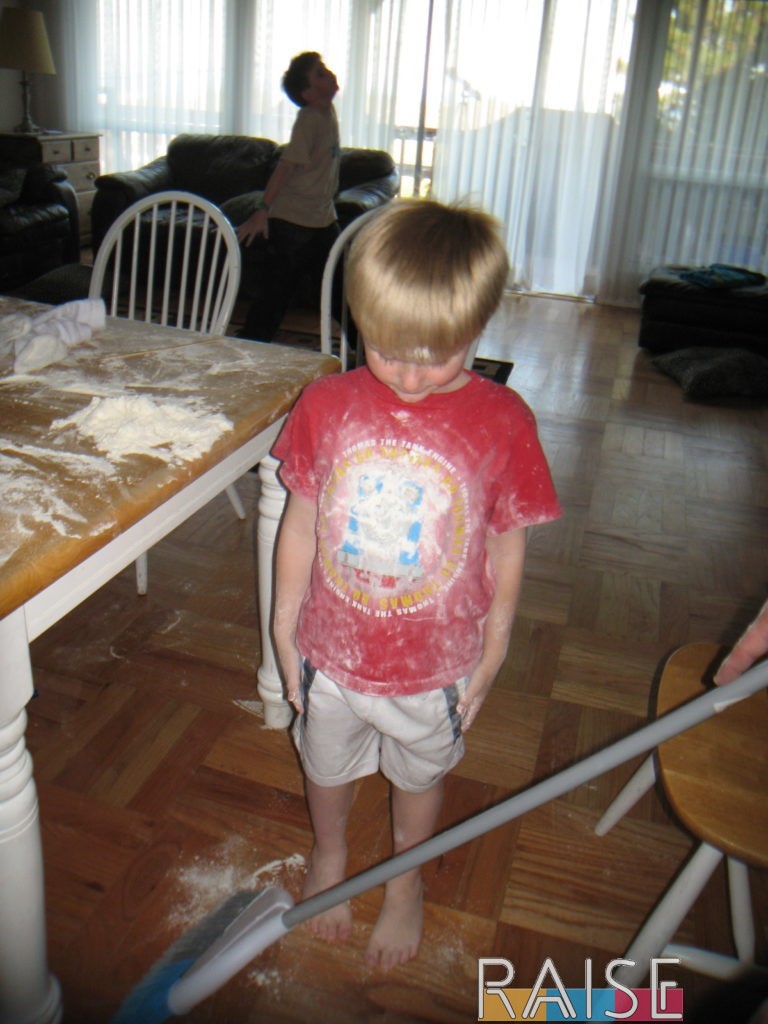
[238, 218, 339, 342]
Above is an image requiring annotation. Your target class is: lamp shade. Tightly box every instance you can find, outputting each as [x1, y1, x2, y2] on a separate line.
[0, 7, 56, 75]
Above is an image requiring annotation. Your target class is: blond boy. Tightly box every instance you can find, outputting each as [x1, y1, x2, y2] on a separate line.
[271, 200, 561, 967]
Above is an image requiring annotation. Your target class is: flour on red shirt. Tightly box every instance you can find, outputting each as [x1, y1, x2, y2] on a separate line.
[272, 367, 561, 696]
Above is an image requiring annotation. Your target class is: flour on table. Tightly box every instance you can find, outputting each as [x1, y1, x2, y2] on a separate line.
[52, 394, 232, 463]
[0, 444, 115, 558]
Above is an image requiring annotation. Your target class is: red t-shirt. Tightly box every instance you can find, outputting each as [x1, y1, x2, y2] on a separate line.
[272, 367, 561, 696]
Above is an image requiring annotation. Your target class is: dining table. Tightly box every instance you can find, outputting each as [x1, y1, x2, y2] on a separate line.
[0, 295, 337, 1023]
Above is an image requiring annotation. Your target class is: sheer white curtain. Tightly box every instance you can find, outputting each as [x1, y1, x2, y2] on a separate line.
[50, 0, 406, 174]
[49, 0, 228, 171]
[36, 0, 100, 137]
[600, 0, 768, 305]
[432, 0, 637, 298]
[246, 0, 407, 151]
[46, 0, 768, 306]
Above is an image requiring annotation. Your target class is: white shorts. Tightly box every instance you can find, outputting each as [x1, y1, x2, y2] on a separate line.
[292, 660, 468, 793]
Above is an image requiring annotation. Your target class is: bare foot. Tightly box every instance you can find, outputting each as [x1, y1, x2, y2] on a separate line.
[365, 874, 423, 969]
[302, 846, 353, 942]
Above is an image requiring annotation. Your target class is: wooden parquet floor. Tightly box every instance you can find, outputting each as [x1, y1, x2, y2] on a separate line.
[27, 295, 768, 1023]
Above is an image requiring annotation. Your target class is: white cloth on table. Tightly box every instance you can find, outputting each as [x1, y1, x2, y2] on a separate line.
[0, 299, 106, 374]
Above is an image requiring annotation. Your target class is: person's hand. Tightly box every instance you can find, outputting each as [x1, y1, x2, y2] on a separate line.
[714, 598, 768, 685]
[456, 666, 496, 732]
[286, 685, 303, 714]
[455, 529, 525, 731]
[237, 208, 269, 246]
[275, 635, 303, 713]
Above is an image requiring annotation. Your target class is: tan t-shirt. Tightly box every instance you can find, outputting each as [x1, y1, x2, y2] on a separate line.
[270, 105, 340, 228]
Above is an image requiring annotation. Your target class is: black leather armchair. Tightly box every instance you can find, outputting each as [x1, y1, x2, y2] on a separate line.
[0, 163, 80, 293]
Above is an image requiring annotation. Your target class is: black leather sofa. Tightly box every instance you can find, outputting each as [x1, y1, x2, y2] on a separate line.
[93, 134, 399, 243]
[91, 134, 399, 304]
[0, 163, 80, 293]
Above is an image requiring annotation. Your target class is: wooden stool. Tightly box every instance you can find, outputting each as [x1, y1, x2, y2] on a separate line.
[596, 642, 768, 986]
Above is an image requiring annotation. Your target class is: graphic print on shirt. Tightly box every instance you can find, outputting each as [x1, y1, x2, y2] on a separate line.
[318, 438, 470, 618]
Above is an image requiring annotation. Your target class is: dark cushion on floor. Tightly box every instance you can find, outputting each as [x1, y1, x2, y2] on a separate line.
[653, 346, 768, 399]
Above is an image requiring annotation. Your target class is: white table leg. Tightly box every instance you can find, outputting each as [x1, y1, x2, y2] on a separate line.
[0, 609, 62, 1024]
[256, 454, 292, 729]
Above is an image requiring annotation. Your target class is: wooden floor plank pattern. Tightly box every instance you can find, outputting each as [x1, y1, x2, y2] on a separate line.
[26, 294, 768, 1022]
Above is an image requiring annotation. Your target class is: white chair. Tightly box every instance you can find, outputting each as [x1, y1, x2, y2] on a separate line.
[320, 208, 383, 371]
[320, 206, 513, 382]
[90, 190, 246, 594]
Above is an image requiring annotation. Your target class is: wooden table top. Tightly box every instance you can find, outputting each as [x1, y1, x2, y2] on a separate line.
[657, 641, 768, 867]
[0, 297, 338, 620]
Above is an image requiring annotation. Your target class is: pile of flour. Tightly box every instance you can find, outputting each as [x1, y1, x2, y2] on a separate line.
[53, 394, 232, 463]
[168, 849, 306, 931]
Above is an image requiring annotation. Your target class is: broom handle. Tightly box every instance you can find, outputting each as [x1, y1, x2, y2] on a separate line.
[284, 658, 768, 929]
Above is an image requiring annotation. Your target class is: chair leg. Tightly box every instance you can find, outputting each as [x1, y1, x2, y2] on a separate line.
[135, 552, 148, 596]
[226, 484, 246, 521]
[729, 857, 755, 963]
[614, 841, 723, 987]
[595, 755, 656, 835]
[651, 857, 767, 982]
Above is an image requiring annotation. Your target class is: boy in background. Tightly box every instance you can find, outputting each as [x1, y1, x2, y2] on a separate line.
[271, 200, 561, 968]
[237, 51, 340, 341]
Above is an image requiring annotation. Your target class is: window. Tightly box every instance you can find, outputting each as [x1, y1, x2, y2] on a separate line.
[62, 0, 766, 304]
[644, 0, 768, 268]
[97, 0, 227, 170]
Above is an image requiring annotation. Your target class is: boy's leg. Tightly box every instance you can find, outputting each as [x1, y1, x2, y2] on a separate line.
[366, 778, 444, 968]
[302, 778, 356, 941]
[237, 221, 301, 341]
[292, 665, 383, 942]
[238, 220, 338, 342]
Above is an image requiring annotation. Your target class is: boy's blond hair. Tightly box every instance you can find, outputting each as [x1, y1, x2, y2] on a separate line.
[346, 199, 509, 363]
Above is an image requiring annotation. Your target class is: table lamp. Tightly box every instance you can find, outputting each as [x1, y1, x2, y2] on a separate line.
[0, 7, 57, 133]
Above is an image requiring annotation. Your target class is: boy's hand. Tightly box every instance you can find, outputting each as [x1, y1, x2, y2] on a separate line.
[278, 641, 304, 714]
[237, 160, 295, 246]
[237, 209, 269, 245]
[457, 527, 527, 732]
[457, 667, 496, 732]
[286, 684, 304, 714]
[274, 491, 317, 717]
[284, 655, 305, 712]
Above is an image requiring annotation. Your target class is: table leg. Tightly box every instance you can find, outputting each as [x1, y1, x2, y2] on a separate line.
[256, 454, 292, 729]
[0, 609, 62, 1024]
